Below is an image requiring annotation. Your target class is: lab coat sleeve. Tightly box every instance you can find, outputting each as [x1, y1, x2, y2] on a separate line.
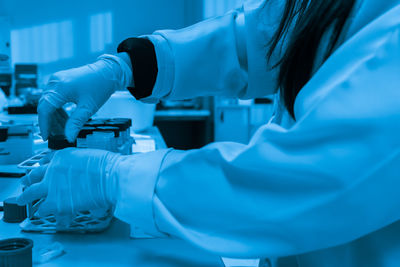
[138, 0, 284, 103]
[113, 5, 400, 258]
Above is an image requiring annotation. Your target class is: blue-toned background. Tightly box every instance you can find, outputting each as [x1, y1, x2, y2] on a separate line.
[1, 0, 204, 80]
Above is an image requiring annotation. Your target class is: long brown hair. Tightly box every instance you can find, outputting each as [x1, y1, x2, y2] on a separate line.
[267, 0, 356, 118]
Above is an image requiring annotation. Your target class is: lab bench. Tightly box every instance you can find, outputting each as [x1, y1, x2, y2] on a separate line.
[0, 126, 224, 267]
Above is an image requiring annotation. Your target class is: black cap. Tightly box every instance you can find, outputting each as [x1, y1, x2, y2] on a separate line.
[104, 121, 129, 131]
[108, 118, 132, 128]
[48, 135, 76, 150]
[84, 119, 107, 127]
[94, 126, 120, 137]
[3, 197, 27, 223]
[77, 127, 96, 138]
[0, 238, 33, 267]
[0, 126, 8, 142]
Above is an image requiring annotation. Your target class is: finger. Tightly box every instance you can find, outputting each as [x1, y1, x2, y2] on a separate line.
[20, 165, 48, 187]
[37, 99, 58, 141]
[65, 105, 93, 142]
[49, 108, 69, 136]
[36, 199, 57, 217]
[56, 107, 69, 121]
[16, 182, 48, 205]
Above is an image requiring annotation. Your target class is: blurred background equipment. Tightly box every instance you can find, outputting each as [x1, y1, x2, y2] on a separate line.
[0, 16, 11, 97]
[14, 64, 38, 96]
[0, 123, 33, 165]
[0, 0, 275, 150]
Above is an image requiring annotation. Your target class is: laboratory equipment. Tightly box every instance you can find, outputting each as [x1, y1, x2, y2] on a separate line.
[47, 134, 76, 150]
[80, 118, 134, 155]
[14, 64, 38, 96]
[0, 17, 11, 96]
[0, 123, 34, 165]
[18, 134, 74, 170]
[18, 118, 134, 234]
[20, 134, 113, 234]
[2, 197, 27, 223]
[0, 54, 11, 96]
[0, 238, 33, 267]
[19, 209, 113, 234]
[18, 150, 50, 170]
[19, 118, 134, 169]
[32, 242, 64, 265]
[76, 126, 95, 148]
[86, 126, 119, 152]
[95, 90, 155, 132]
[7, 87, 43, 115]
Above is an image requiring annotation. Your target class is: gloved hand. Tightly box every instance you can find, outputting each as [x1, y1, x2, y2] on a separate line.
[17, 148, 122, 217]
[38, 53, 133, 142]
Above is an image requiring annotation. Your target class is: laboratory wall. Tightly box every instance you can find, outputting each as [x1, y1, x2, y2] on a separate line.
[1, 0, 202, 85]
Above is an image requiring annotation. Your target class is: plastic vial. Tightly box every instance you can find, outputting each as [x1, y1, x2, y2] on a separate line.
[106, 118, 133, 154]
[47, 135, 76, 151]
[86, 126, 119, 152]
[76, 127, 96, 148]
[105, 121, 128, 145]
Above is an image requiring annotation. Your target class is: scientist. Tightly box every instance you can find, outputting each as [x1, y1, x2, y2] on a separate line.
[17, 0, 400, 266]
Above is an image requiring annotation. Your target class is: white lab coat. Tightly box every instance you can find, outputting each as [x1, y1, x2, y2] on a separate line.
[114, 0, 400, 266]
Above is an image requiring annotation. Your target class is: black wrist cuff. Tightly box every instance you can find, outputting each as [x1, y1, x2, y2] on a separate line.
[117, 37, 158, 99]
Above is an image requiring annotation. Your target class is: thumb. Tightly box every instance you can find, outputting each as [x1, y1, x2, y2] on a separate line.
[65, 105, 93, 142]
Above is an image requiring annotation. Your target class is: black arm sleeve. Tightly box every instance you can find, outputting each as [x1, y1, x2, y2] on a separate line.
[117, 38, 158, 100]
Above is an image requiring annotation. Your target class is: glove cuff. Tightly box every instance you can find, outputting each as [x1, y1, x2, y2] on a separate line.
[97, 54, 134, 90]
[103, 152, 124, 206]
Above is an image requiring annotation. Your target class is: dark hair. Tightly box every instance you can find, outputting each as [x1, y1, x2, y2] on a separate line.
[267, 0, 356, 118]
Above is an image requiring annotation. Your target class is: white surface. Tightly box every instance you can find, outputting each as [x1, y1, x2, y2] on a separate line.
[95, 91, 156, 132]
[222, 257, 260, 267]
[155, 109, 210, 117]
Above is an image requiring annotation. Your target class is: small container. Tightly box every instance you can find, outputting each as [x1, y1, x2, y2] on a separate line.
[3, 197, 27, 223]
[76, 127, 96, 148]
[86, 127, 119, 152]
[0, 238, 33, 267]
[104, 121, 128, 145]
[47, 135, 76, 150]
[95, 126, 120, 138]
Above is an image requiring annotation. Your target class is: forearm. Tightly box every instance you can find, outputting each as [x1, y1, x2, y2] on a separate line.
[117, 39, 157, 99]
[113, 10, 400, 256]
[116, 1, 281, 103]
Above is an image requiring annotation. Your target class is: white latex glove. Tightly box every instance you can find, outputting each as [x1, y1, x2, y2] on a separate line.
[38, 53, 133, 142]
[17, 148, 122, 217]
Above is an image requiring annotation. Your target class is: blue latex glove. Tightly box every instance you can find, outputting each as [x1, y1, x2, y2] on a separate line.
[17, 148, 122, 217]
[38, 53, 133, 142]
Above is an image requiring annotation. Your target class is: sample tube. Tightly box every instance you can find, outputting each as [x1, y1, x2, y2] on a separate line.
[105, 119, 133, 154]
[47, 135, 76, 150]
[104, 121, 128, 145]
[76, 127, 96, 148]
[86, 126, 119, 152]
